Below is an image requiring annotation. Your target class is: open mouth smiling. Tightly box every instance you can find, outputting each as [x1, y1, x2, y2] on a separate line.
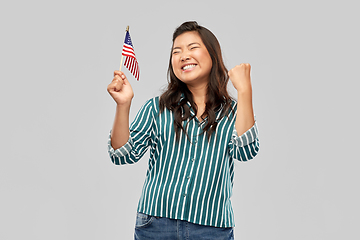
[182, 64, 197, 71]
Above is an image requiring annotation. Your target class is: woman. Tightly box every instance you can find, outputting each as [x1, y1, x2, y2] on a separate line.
[107, 21, 259, 240]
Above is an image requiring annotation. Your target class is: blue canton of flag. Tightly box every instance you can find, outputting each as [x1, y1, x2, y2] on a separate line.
[122, 31, 140, 80]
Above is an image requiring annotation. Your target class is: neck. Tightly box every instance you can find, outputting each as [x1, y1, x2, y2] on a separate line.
[186, 82, 207, 105]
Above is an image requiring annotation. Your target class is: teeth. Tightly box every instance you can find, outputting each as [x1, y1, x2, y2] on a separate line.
[183, 64, 196, 70]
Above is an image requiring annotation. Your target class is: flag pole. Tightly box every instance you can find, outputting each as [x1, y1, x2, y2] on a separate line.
[119, 26, 130, 71]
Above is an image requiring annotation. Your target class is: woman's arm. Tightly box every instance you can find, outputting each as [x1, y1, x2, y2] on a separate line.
[111, 104, 131, 149]
[107, 70, 134, 149]
[108, 98, 156, 165]
[228, 63, 255, 136]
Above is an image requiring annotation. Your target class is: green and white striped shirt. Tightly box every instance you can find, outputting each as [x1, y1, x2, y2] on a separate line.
[108, 96, 259, 228]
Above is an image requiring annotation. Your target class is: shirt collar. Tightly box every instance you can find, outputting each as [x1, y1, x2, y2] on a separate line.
[178, 92, 226, 120]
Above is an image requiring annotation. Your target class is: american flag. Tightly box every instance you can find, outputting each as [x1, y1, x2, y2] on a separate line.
[122, 31, 140, 80]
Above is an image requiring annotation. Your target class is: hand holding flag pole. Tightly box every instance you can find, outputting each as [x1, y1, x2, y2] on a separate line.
[120, 26, 140, 80]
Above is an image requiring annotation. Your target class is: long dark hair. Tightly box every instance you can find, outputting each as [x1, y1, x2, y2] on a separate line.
[159, 21, 233, 141]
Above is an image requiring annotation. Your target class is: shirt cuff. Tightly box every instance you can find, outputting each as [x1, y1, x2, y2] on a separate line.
[232, 121, 258, 147]
[108, 132, 134, 157]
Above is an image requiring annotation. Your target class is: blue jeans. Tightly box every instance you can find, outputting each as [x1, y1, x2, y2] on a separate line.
[134, 212, 234, 240]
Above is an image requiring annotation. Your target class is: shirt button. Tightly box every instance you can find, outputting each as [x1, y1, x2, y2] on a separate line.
[183, 193, 187, 197]
[191, 158, 195, 162]
[187, 176, 190, 179]
[193, 140, 197, 143]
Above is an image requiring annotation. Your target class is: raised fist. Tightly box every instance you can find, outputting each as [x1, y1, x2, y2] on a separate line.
[107, 71, 134, 105]
[228, 63, 252, 93]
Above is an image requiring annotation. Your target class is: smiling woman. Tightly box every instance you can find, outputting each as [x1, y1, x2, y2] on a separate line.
[107, 21, 260, 240]
[160, 22, 235, 139]
[171, 32, 212, 90]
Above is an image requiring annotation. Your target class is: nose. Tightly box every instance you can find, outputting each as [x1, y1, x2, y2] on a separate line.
[180, 54, 190, 61]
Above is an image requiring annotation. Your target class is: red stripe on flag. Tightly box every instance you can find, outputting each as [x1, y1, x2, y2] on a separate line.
[124, 56, 139, 81]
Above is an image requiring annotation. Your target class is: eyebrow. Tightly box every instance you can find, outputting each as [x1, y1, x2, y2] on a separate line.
[172, 42, 200, 50]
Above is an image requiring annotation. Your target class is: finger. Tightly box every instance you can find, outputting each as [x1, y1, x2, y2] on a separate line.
[107, 82, 116, 93]
[114, 83, 122, 92]
[108, 79, 123, 92]
[113, 75, 121, 82]
[114, 70, 126, 80]
[114, 70, 123, 76]
[123, 76, 132, 86]
[107, 82, 115, 93]
[245, 63, 251, 75]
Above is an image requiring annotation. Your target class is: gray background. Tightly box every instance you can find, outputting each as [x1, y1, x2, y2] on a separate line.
[1, 0, 359, 239]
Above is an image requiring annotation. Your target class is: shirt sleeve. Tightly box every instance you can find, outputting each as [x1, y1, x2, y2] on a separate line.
[229, 120, 260, 162]
[108, 98, 156, 165]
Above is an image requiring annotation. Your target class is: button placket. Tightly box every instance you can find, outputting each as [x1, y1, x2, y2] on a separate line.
[183, 121, 200, 202]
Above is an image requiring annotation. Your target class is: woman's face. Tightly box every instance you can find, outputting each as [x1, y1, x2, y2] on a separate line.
[171, 31, 212, 86]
